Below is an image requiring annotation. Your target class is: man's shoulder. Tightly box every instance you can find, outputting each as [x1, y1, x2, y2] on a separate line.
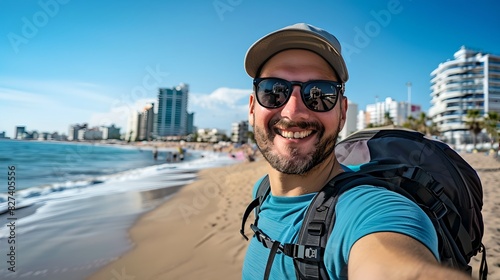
[338, 184, 412, 206]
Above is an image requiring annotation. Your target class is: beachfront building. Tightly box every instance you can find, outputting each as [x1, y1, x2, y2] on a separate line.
[359, 97, 421, 128]
[68, 123, 120, 141]
[15, 126, 26, 139]
[137, 103, 155, 141]
[197, 128, 227, 143]
[357, 110, 368, 131]
[339, 100, 358, 140]
[231, 120, 249, 144]
[127, 112, 139, 142]
[68, 123, 87, 141]
[101, 124, 121, 140]
[156, 83, 193, 138]
[83, 127, 102, 140]
[186, 112, 195, 135]
[429, 46, 500, 145]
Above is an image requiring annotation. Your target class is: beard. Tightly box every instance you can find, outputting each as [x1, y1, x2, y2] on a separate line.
[253, 116, 341, 175]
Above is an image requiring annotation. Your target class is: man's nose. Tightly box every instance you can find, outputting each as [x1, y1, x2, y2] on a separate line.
[280, 86, 310, 120]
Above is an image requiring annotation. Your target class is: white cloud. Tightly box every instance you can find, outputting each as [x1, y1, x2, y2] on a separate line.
[87, 98, 157, 132]
[0, 77, 117, 104]
[0, 88, 57, 105]
[190, 87, 251, 110]
[189, 87, 251, 130]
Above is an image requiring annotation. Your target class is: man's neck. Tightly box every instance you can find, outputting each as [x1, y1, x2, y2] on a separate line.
[267, 157, 344, 196]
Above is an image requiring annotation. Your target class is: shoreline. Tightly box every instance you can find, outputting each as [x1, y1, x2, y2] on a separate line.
[87, 157, 268, 280]
[88, 152, 499, 280]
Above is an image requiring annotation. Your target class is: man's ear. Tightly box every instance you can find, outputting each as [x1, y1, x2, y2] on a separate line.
[248, 94, 255, 127]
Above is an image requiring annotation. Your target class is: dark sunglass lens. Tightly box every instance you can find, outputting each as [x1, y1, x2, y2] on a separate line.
[302, 82, 338, 112]
[257, 79, 290, 108]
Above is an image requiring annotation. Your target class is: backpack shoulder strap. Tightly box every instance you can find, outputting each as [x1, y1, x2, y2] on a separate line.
[240, 175, 271, 240]
[293, 171, 390, 279]
[255, 175, 271, 214]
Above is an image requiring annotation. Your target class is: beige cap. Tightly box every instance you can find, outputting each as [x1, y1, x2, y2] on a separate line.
[245, 23, 349, 83]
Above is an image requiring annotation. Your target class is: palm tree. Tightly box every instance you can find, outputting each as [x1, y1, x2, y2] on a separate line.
[402, 112, 440, 136]
[465, 109, 483, 151]
[383, 112, 394, 126]
[402, 115, 417, 131]
[415, 112, 429, 134]
[127, 130, 134, 143]
[484, 111, 499, 151]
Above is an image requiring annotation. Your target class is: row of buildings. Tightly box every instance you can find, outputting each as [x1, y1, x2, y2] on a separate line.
[341, 47, 500, 146]
[11, 126, 67, 141]
[67, 124, 121, 141]
[340, 97, 422, 140]
[10, 124, 122, 141]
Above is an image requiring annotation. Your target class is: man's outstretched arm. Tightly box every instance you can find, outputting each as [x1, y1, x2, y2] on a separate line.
[348, 232, 473, 280]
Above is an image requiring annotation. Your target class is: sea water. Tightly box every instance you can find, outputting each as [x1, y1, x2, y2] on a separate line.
[0, 140, 238, 210]
[0, 139, 242, 279]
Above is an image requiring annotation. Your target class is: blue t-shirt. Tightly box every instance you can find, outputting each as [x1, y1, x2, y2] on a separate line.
[242, 175, 439, 280]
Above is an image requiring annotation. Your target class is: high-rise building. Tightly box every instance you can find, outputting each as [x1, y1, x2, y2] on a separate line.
[156, 83, 190, 137]
[231, 121, 249, 144]
[127, 111, 139, 142]
[138, 103, 155, 141]
[15, 126, 26, 139]
[429, 46, 500, 145]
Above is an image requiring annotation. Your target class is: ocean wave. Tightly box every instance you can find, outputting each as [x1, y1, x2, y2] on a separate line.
[0, 151, 240, 213]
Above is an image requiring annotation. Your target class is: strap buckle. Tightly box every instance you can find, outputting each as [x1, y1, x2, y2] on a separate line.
[251, 224, 283, 251]
[283, 244, 322, 262]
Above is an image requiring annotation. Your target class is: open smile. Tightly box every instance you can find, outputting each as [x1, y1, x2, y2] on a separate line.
[276, 129, 314, 139]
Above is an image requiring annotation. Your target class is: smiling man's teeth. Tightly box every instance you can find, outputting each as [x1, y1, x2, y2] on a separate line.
[280, 130, 312, 139]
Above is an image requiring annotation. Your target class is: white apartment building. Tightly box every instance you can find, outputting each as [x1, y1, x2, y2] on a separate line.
[339, 100, 358, 139]
[231, 120, 249, 144]
[360, 97, 421, 129]
[429, 46, 500, 145]
[197, 128, 227, 143]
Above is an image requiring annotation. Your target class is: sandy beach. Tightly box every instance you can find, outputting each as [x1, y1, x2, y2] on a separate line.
[88, 152, 500, 280]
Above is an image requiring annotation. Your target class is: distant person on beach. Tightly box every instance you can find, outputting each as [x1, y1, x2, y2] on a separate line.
[178, 146, 185, 160]
[152, 146, 158, 160]
[242, 23, 473, 279]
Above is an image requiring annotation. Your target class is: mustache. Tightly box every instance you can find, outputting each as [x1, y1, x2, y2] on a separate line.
[272, 119, 321, 130]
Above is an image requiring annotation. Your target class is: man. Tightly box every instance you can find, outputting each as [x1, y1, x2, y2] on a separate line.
[242, 23, 472, 280]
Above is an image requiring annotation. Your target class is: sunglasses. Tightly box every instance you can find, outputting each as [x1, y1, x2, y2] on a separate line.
[253, 77, 343, 112]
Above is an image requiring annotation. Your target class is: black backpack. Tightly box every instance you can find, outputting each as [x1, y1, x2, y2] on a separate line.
[241, 128, 487, 280]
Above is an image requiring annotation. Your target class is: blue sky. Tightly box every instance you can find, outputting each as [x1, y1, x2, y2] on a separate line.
[1, 0, 499, 137]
